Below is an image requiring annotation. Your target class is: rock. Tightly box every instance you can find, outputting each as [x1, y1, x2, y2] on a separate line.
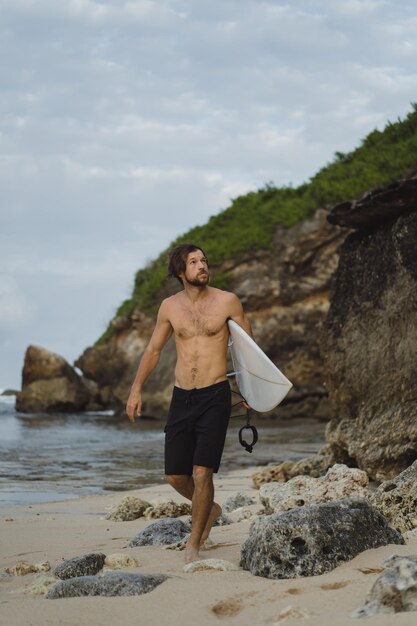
[222, 492, 257, 513]
[322, 179, 417, 480]
[34, 561, 51, 572]
[240, 498, 404, 579]
[6, 561, 38, 576]
[183, 559, 239, 573]
[143, 500, 191, 520]
[46, 572, 167, 599]
[53, 553, 106, 579]
[104, 554, 138, 569]
[352, 555, 417, 617]
[252, 449, 335, 489]
[105, 496, 151, 521]
[129, 518, 191, 547]
[0, 388, 19, 396]
[24, 574, 58, 596]
[328, 177, 417, 230]
[403, 529, 417, 543]
[16, 345, 92, 413]
[227, 507, 257, 523]
[371, 461, 417, 533]
[259, 464, 370, 514]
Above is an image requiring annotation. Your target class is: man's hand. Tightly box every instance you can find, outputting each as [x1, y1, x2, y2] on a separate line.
[126, 388, 142, 423]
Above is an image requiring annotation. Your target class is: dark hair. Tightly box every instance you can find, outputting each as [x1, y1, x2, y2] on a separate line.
[168, 243, 208, 285]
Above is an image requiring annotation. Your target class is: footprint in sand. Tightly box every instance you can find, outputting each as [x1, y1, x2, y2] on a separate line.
[212, 591, 258, 618]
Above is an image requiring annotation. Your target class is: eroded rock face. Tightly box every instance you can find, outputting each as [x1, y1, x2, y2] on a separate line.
[240, 498, 403, 579]
[46, 572, 167, 599]
[371, 461, 417, 533]
[322, 178, 417, 479]
[129, 518, 191, 547]
[53, 553, 106, 580]
[16, 345, 93, 413]
[352, 555, 417, 618]
[259, 464, 370, 514]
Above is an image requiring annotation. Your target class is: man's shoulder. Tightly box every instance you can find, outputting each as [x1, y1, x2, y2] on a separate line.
[210, 287, 239, 302]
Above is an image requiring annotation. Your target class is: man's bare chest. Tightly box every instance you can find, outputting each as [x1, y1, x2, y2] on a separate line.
[171, 305, 227, 339]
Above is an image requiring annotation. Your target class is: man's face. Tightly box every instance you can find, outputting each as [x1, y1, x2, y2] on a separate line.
[181, 250, 209, 287]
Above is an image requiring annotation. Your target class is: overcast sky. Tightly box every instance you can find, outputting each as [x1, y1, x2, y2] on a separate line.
[1, 0, 417, 389]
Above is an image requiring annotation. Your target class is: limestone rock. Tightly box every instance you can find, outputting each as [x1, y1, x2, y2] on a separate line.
[24, 574, 58, 596]
[143, 500, 191, 520]
[352, 555, 417, 617]
[371, 461, 417, 533]
[129, 518, 191, 547]
[53, 553, 106, 580]
[16, 345, 92, 413]
[328, 178, 417, 229]
[240, 498, 404, 579]
[46, 571, 167, 599]
[5, 560, 50, 576]
[105, 496, 151, 521]
[252, 449, 336, 489]
[183, 559, 239, 573]
[260, 464, 370, 514]
[227, 507, 257, 523]
[322, 179, 417, 479]
[104, 554, 138, 569]
[222, 492, 257, 513]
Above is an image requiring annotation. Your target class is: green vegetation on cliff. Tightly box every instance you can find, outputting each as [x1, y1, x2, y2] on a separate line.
[98, 105, 417, 344]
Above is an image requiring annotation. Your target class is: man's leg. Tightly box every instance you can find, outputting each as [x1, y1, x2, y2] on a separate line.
[165, 473, 221, 544]
[185, 465, 214, 563]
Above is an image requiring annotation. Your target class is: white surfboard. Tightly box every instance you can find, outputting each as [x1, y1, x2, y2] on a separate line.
[227, 320, 293, 412]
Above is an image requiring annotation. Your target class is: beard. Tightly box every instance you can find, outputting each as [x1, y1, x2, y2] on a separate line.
[184, 272, 209, 287]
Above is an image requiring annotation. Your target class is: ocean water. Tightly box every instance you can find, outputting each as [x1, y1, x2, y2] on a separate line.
[0, 394, 325, 507]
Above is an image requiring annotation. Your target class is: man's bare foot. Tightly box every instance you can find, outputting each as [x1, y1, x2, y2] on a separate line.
[201, 502, 222, 544]
[184, 541, 200, 564]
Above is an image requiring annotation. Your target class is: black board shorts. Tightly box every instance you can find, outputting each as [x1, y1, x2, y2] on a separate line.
[164, 380, 232, 476]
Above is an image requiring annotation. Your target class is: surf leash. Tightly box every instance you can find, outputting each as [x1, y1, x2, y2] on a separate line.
[230, 390, 259, 454]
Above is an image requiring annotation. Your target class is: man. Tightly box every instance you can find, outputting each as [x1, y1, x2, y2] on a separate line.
[126, 243, 253, 563]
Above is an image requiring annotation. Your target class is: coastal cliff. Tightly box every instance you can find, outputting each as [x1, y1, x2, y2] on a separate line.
[321, 176, 417, 479]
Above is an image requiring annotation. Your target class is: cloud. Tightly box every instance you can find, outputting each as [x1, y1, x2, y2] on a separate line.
[0, 275, 35, 330]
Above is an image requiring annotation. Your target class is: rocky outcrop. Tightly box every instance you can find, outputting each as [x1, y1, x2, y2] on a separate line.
[240, 498, 404, 579]
[73, 208, 345, 418]
[353, 555, 417, 618]
[371, 461, 417, 533]
[322, 176, 417, 479]
[16, 346, 96, 413]
[252, 447, 335, 488]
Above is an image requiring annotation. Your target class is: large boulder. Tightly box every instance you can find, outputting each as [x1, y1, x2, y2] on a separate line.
[240, 498, 403, 579]
[16, 345, 93, 413]
[322, 176, 417, 480]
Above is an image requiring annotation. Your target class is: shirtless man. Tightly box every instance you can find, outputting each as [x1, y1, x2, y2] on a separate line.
[126, 243, 253, 563]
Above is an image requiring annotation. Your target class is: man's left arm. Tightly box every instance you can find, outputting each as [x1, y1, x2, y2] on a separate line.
[228, 293, 254, 339]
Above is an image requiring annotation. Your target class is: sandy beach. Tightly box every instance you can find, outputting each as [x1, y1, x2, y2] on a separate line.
[1, 467, 416, 626]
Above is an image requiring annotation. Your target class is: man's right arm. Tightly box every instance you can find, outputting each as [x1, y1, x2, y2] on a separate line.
[126, 300, 173, 422]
